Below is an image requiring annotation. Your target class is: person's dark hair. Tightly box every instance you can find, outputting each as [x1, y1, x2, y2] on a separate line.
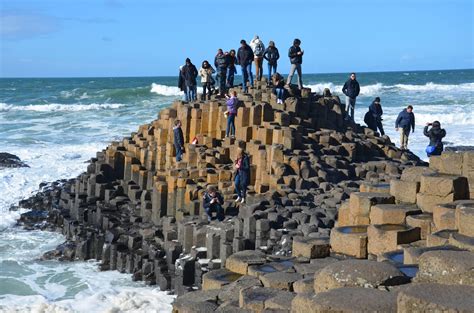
[230, 49, 235, 55]
[202, 60, 209, 67]
[217, 48, 223, 54]
[351, 72, 356, 76]
[433, 121, 441, 127]
[269, 40, 275, 47]
[240, 40, 246, 45]
[185, 58, 191, 63]
[293, 38, 301, 45]
[374, 97, 380, 103]
[207, 185, 217, 193]
[174, 119, 181, 126]
[407, 105, 413, 110]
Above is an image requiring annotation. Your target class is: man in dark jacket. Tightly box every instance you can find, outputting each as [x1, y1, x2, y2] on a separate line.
[214, 49, 229, 96]
[182, 58, 198, 101]
[368, 97, 385, 135]
[263, 41, 280, 83]
[203, 186, 224, 221]
[395, 105, 415, 150]
[173, 120, 185, 162]
[342, 73, 360, 121]
[178, 65, 186, 101]
[237, 40, 254, 93]
[424, 121, 446, 157]
[286, 38, 304, 89]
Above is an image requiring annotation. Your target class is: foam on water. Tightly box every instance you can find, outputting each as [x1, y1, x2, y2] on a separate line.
[150, 83, 182, 96]
[0, 103, 124, 112]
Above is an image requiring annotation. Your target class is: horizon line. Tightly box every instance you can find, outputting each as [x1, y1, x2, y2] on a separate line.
[1, 68, 472, 80]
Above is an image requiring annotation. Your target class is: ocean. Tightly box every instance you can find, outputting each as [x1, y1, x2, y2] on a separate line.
[0, 69, 473, 312]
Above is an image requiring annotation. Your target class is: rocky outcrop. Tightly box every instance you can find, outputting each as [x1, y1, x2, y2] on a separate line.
[0, 152, 29, 168]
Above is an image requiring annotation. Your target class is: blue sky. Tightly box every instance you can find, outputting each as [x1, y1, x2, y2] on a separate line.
[1, 0, 472, 77]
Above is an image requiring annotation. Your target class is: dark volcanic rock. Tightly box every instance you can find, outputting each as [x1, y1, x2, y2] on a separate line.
[0, 152, 29, 168]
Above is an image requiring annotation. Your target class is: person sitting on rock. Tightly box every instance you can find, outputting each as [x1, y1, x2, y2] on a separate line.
[199, 60, 215, 100]
[395, 105, 415, 150]
[368, 97, 385, 135]
[424, 121, 446, 157]
[203, 185, 224, 222]
[286, 38, 304, 90]
[225, 91, 238, 138]
[272, 73, 286, 104]
[173, 120, 185, 162]
[264, 40, 280, 83]
[234, 148, 250, 204]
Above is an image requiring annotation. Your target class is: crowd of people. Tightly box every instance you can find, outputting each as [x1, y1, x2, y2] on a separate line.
[174, 36, 448, 222]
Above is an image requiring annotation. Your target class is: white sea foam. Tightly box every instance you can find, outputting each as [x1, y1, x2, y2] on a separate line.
[150, 83, 182, 96]
[393, 82, 474, 92]
[0, 103, 124, 112]
[305, 82, 383, 96]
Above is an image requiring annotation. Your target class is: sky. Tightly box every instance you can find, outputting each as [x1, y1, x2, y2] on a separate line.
[0, 0, 473, 77]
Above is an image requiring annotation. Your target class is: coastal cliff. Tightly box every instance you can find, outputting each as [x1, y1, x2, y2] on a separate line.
[16, 80, 474, 312]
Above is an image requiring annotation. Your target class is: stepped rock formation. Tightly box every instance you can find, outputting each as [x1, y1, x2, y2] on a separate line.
[15, 82, 474, 312]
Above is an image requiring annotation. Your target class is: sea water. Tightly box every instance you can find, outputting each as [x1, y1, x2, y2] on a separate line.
[0, 69, 473, 312]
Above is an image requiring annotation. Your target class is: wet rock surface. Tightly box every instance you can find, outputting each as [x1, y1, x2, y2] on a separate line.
[0, 152, 29, 168]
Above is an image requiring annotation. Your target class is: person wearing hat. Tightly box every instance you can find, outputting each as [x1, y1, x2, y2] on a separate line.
[368, 97, 385, 135]
[424, 121, 446, 157]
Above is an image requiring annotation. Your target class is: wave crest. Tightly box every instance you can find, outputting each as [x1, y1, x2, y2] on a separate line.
[0, 103, 124, 112]
[150, 83, 182, 96]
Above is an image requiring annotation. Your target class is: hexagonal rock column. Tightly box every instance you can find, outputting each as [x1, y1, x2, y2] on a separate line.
[417, 174, 469, 213]
[330, 226, 368, 258]
[313, 259, 406, 293]
[239, 286, 295, 312]
[367, 224, 421, 256]
[406, 213, 433, 240]
[225, 250, 267, 275]
[172, 289, 220, 313]
[292, 237, 330, 259]
[202, 268, 242, 290]
[433, 203, 458, 231]
[292, 287, 397, 313]
[456, 204, 474, 237]
[449, 232, 474, 252]
[369, 204, 421, 225]
[390, 179, 420, 204]
[349, 192, 395, 225]
[397, 283, 474, 312]
[414, 250, 474, 286]
[259, 272, 303, 291]
[426, 229, 456, 247]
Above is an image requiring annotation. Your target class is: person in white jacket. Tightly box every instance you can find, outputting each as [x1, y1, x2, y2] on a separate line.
[199, 60, 215, 100]
[250, 35, 265, 81]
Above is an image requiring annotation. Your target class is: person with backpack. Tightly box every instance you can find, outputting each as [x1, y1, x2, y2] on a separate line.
[366, 97, 385, 135]
[199, 60, 215, 100]
[395, 105, 415, 150]
[225, 91, 238, 138]
[173, 119, 185, 162]
[342, 73, 360, 121]
[214, 49, 229, 97]
[286, 38, 304, 89]
[234, 148, 250, 203]
[424, 121, 446, 157]
[226, 49, 238, 88]
[264, 41, 280, 84]
[237, 40, 254, 93]
[250, 35, 265, 81]
[182, 58, 198, 101]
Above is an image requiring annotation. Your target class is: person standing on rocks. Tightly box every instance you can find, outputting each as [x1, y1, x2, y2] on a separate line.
[214, 49, 229, 97]
[173, 120, 185, 162]
[199, 60, 215, 101]
[227, 49, 238, 88]
[272, 72, 286, 104]
[424, 121, 446, 157]
[225, 91, 238, 138]
[368, 97, 385, 135]
[264, 41, 280, 84]
[237, 40, 254, 93]
[234, 148, 250, 204]
[342, 73, 360, 121]
[203, 185, 225, 222]
[286, 38, 304, 90]
[182, 58, 198, 101]
[250, 35, 265, 81]
[178, 65, 186, 101]
[395, 105, 415, 150]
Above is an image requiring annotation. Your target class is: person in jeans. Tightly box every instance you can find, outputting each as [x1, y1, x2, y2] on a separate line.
[286, 38, 304, 89]
[182, 58, 198, 101]
[250, 35, 265, 81]
[199, 60, 215, 100]
[424, 121, 446, 157]
[173, 119, 185, 161]
[227, 49, 237, 88]
[237, 40, 254, 92]
[368, 97, 385, 135]
[264, 41, 280, 83]
[342, 72, 360, 121]
[225, 91, 238, 137]
[234, 148, 250, 203]
[202, 185, 224, 222]
[272, 73, 286, 104]
[214, 49, 229, 96]
[395, 105, 415, 150]
[178, 65, 186, 101]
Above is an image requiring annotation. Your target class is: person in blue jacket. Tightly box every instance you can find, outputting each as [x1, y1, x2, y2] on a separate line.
[173, 119, 185, 162]
[203, 185, 224, 222]
[395, 105, 415, 150]
[234, 148, 250, 204]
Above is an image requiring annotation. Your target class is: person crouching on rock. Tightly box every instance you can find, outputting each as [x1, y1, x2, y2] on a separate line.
[424, 121, 446, 157]
[368, 97, 385, 135]
[173, 120, 185, 162]
[272, 73, 286, 104]
[203, 185, 224, 222]
[234, 148, 250, 204]
[225, 91, 238, 138]
[395, 105, 415, 150]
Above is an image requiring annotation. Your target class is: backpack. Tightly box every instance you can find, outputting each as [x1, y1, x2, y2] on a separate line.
[254, 42, 264, 57]
[364, 111, 373, 127]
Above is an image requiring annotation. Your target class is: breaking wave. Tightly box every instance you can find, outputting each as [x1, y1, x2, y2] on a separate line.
[150, 83, 182, 96]
[0, 103, 124, 112]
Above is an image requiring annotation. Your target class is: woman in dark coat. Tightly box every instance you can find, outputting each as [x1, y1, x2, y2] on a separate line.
[424, 121, 446, 157]
[234, 148, 250, 203]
